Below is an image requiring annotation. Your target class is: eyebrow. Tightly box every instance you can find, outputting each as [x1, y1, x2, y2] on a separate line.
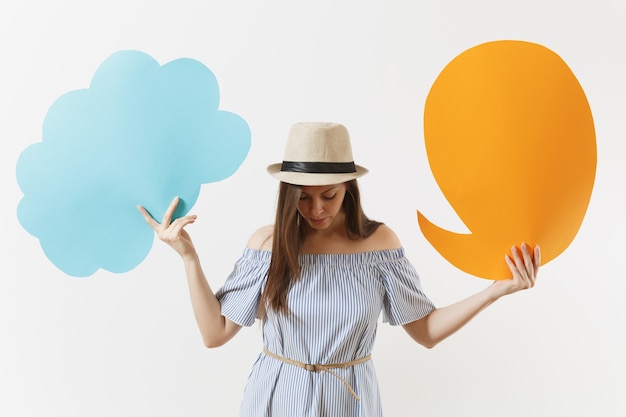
[300, 186, 339, 196]
[322, 186, 339, 194]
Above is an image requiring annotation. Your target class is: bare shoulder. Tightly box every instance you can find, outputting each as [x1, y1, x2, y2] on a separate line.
[246, 225, 274, 251]
[363, 223, 402, 251]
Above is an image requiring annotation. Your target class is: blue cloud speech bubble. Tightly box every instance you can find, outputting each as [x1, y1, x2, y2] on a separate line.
[16, 50, 250, 277]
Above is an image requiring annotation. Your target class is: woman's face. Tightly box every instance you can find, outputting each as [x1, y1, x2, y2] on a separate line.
[297, 183, 347, 231]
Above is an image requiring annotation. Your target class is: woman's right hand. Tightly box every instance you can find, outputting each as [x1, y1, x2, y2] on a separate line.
[137, 197, 198, 258]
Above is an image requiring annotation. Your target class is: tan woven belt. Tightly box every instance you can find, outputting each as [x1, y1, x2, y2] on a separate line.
[262, 347, 371, 401]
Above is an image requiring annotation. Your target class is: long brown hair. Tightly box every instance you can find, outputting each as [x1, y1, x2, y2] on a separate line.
[260, 179, 382, 316]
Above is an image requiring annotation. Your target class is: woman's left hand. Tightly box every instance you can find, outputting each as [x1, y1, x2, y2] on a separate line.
[493, 243, 541, 297]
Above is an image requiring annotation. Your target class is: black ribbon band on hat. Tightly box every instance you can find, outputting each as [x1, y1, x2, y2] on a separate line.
[280, 161, 357, 174]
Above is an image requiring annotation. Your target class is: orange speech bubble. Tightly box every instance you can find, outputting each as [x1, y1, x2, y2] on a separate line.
[418, 40, 596, 280]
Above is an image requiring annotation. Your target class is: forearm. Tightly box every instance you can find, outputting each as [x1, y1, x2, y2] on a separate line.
[182, 253, 237, 348]
[404, 284, 501, 348]
[408, 244, 540, 348]
[138, 201, 242, 347]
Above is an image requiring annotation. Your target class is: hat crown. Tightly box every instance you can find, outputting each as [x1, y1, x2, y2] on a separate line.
[283, 122, 354, 163]
[266, 121, 368, 186]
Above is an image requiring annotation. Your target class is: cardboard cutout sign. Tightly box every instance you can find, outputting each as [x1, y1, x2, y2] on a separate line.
[16, 51, 250, 277]
[418, 40, 596, 279]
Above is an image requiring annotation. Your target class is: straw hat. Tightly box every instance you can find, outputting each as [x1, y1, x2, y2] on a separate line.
[267, 122, 368, 186]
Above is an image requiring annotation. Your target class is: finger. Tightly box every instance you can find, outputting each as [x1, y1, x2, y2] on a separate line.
[159, 214, 197, 238]
[533, 245, 541, 276]
[168, 215, 197, 232]
[137, 205, 160, 229]
[504, 254, 519, 278]
[521, 243, 534, 278]
[511, 245, 529, 282]
[162, 197, 180, 226]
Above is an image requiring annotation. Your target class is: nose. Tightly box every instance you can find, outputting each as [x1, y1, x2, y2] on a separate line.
[311, 197, 324, 216]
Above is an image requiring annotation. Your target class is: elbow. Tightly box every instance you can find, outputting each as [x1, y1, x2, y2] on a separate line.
[200, 316, 241, 348]
[202, 335, 227, 349]
[204, 340, 224, 349]
[419, 339, 439, 349]
[403, 317, 440, 349]
[406, 331, 439, 349]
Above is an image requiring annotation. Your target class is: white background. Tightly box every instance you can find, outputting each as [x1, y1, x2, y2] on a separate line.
[1, 1, 624, 416]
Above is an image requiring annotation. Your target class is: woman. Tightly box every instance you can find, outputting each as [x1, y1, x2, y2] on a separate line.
[138, 122, 540, 416]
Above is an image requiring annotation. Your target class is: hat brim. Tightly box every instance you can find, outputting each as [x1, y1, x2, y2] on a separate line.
[266, 163, 369, 186]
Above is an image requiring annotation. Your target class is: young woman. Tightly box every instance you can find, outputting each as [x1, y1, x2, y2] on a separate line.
[138, 122, 540, 417]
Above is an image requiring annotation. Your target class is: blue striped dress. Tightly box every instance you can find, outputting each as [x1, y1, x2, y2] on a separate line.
[215, 247, 435, 417]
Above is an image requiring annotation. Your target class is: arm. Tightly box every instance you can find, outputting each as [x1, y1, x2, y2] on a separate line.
[137, 197, 242, 348]
[403, 243, 541, 349]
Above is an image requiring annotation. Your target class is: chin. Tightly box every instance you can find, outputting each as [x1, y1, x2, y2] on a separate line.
[307, 218, 331, 229]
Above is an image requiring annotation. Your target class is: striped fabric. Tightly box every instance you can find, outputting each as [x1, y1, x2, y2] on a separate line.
[215, 247, 435, 417]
